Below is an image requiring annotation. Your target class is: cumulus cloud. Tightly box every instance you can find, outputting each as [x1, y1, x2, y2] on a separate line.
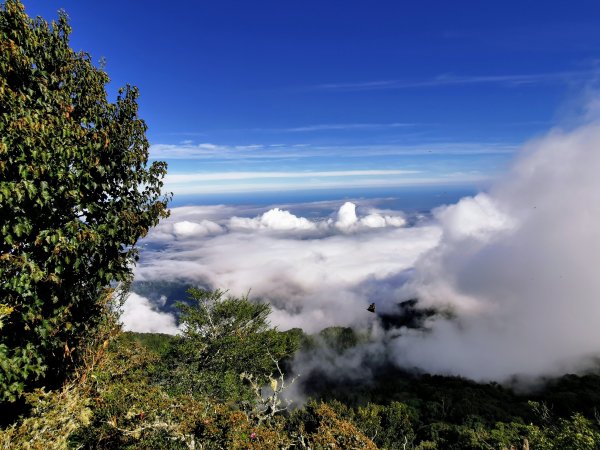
[222, 202, 407, 235]
[121, 293, 180, 334]
[335, 202, 406, 231]
[229, 208, 319, 232]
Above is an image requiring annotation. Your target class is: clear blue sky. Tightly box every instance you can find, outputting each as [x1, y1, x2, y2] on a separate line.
[24, 1, 600, 195]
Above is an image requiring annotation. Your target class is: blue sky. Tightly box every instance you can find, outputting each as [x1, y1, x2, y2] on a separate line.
[25, 1, 600, 196]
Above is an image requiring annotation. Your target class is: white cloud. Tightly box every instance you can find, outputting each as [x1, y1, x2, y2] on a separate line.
[162, 169, 443, 196]
[165, 176, 479, 196]
[172, 220, 223, 238]
[335, 202, 358, 230]
[165, 169, 418, 183]
[393, 122, 600, 380]
[229, 208, 319, 232]
[150, 141, 516, 161]
[121, 293, 179, 334]
[335, 202, 406, 232]
[433, 193, 515, 242]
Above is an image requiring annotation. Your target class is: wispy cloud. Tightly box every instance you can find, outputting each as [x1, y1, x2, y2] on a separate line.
[151, 140, 513, 195]
[166, 169, 419, 183]
[260, 122, 416, 132]
[150, 143, 260, 160]
[314, 70, 593, 92]
[165, 122, 419, 136]
[150, 142, 518, 160]
[165, 172, 488, 195]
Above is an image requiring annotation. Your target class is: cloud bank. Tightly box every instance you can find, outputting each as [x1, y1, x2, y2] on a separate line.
[393, 123, 600, 380]
[132, 202, 437, 333]
[127, 121, 600, 383]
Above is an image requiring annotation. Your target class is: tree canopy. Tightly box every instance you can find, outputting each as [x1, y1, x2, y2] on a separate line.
[163, 289, 299, 405]
[0, 0, 169, 403]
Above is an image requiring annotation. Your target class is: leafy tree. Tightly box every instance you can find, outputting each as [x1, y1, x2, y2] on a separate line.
[551, 413, 600, 450]
[164, 289, 299, 405]
[0, 0, 169, 403]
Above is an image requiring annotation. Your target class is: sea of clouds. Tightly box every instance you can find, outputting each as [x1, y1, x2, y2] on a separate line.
[130, 200, 435, 332]
[124, 121, 600, 383]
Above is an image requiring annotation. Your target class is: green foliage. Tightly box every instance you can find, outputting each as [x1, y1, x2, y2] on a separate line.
[0, 0, 169, 403]
[327, 400, 417, 449]
[551, 413, 600, 450]
[74, 333, 290, 449]
[163, 288, 299, 404]
[0, 285, 121, 448]
[295, 332, 600, 448]
[6, 320, 600, 449]
[539, 373, 600, 418]
[287, 400, 377, 449]
[302, 364, 534, 426]
[0, 384, 92, 449]
[70, 335, 198, 449]
[34, 290, 305, 449]
[120, 331, 176, 358]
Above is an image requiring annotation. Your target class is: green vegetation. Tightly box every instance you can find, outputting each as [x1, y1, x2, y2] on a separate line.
[0, 0, 169, 405]
[160, 288, 300, 405]
[4, 292, 600, 448]
[0, 291, 378, 449]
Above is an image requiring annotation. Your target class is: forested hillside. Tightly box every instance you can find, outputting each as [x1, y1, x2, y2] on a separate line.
[4, 288, 600, 448]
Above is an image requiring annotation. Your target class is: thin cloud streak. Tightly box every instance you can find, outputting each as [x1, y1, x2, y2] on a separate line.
[150, 142, 518, 160]
[271, 122, 416, 132]
[160, 122, 419, 136]
[165, 173, 489, 195]
[314, 70, 593, 92]
[166, 169, 420, 183]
